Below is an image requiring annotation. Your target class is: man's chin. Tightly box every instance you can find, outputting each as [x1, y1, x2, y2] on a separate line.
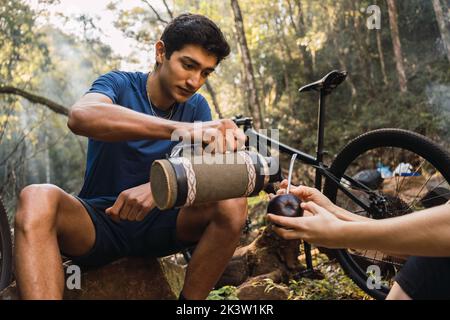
[173, 92, 193, 103]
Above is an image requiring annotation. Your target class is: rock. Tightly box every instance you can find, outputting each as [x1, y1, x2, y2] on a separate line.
[0, 257, 185, 300]
[217, 225, 303, 288]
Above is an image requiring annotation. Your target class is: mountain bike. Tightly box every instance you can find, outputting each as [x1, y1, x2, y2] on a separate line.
[0, 196, 12, 291]
[232, 70, 450, 300]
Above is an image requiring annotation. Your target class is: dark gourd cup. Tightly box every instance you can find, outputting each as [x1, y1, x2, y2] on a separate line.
[267, 194, 303, 227]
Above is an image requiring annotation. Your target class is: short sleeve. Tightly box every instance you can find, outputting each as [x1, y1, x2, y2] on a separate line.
[86, 71, 127, 104]
[193, 95, 212, 122]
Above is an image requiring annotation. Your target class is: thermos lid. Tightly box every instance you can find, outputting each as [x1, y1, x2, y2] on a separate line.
[150, 160, 178, 210]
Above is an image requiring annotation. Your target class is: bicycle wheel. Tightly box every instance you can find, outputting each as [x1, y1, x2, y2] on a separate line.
[323, 128, 450, 300]
[0, 196, 12, 291]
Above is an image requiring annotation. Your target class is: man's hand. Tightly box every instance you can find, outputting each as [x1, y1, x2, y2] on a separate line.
[105, 182, 155, 222]
[188, 119, 246, 153]
[267, 201, 346, 248]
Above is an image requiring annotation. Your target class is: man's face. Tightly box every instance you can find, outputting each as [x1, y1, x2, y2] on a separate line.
[157, 44, 217, 103]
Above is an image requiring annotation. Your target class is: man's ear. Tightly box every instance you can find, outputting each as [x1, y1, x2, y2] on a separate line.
[155, 40, 166, 65]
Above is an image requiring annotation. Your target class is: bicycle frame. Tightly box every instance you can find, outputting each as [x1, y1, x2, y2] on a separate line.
[236, 88, 374, 271]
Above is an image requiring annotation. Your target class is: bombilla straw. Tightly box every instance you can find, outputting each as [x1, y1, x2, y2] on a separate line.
[286, 153, 297, 194]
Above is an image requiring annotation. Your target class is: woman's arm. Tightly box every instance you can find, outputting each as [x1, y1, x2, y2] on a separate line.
[341, 204, 450, 257]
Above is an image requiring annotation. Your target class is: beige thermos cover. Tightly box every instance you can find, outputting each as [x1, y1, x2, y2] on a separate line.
[150, 151, 269, 210]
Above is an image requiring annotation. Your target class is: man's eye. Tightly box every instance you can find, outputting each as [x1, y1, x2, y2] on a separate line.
[202, 72, 211, 78]
[183, 63, 194, 69]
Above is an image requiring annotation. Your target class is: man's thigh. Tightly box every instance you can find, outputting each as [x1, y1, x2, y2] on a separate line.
[53, 190, 96, 257]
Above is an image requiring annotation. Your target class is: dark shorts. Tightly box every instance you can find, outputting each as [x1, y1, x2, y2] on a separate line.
[63, 197, 195, 267]
[395, 256, 450, 300]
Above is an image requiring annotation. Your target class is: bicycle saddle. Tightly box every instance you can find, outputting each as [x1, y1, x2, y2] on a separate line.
[298, 70, 347, 95]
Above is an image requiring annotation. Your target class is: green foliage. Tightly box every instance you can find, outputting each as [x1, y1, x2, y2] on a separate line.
[207, 285, 239, 300]
[288, 254, 371, 300]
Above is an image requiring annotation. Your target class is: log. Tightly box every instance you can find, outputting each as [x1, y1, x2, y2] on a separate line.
[0, 257, 185, 300]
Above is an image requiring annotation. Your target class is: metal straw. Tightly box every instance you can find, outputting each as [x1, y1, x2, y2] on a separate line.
[286, 153, 297, 194]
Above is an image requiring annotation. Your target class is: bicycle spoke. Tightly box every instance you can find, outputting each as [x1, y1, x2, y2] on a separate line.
[350, 251, 404, 268]
[396, 157, 426, 196]
[404, 173, 435, 212]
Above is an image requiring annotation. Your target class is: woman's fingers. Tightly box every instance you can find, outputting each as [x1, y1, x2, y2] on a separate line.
[300, 201, 322, 215]
[271, 225, 303, 240]
[267, 213, 303, 230]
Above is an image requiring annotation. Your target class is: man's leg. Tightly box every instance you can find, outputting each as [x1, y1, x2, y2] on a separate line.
[14, 184, 96, 299]
[175, 197, 248, 300]
[386, 282, 412, 300]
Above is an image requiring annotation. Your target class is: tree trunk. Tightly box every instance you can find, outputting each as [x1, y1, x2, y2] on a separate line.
[432, 0, 450, 64]
[376, 30, 389, 86]
[204, 80, 224, 119]
[274, 15, 294, 109]
[286, 0, 314, 80]
[333, 36, 358, 98]
[230, 0, 264, 129]
[328, 2, 357, 98]
[386, 0, 408, 93]
[351, 1, 374, 86]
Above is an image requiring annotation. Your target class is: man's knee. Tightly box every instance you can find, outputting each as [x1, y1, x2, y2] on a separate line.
[213, 197, 248, 233]
[15, 184, 62, 233]
[386, 282, 412, 300]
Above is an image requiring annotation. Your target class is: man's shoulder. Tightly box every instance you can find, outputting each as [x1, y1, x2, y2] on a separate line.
[185, 93, 207, 107]
[102, 70, 146, 83]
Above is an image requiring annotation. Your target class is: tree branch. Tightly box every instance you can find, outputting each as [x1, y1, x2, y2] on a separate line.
[0, 86, 69, 116]
[141, 0, 169, 24]
[162, 0, 174, 19]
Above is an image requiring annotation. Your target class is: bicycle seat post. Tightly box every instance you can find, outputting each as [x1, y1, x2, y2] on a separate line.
[298, 70, 347, 275]
[301, 88, 328, 273]
[315, 88, 327, 187]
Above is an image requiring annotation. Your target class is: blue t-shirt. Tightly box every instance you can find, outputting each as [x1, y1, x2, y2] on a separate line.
[78, 71, 212, 211]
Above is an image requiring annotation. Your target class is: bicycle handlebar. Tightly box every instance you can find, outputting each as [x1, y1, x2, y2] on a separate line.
[232, 116, 253, 128]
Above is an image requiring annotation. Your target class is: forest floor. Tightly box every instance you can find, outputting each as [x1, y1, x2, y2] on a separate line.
[207, 252, 372, 300]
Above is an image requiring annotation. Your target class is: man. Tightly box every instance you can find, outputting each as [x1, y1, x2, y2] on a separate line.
[14, 13, 248, 300]
[268, 180, 450, 300]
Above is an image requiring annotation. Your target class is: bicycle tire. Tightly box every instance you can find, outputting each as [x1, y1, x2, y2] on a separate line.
[323, 128, 450, 300]
[0, 196, 12, 291]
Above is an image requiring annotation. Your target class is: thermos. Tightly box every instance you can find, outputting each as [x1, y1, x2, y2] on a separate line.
[150, 150, 281, 210]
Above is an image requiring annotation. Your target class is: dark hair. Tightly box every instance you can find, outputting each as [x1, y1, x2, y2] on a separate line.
[160, 13, 230, 65]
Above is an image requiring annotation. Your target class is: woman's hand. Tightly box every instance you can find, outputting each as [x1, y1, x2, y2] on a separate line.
[267, 201, 347, 248]
[276, 179, 338, 213]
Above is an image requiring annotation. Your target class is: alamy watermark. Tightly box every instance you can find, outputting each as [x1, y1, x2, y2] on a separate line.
[66, 264, 81, 290]
[363, 5, 381, 30]
[366, 265, 383, 290]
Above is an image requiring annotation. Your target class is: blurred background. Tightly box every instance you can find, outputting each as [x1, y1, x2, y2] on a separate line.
[0, 0, 449, 225]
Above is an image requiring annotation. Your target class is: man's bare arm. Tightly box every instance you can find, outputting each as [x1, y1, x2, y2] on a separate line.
[67, 93, 189, 141]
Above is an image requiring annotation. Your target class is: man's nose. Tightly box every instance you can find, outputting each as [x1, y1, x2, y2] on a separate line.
[186, 72, 202, 89]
